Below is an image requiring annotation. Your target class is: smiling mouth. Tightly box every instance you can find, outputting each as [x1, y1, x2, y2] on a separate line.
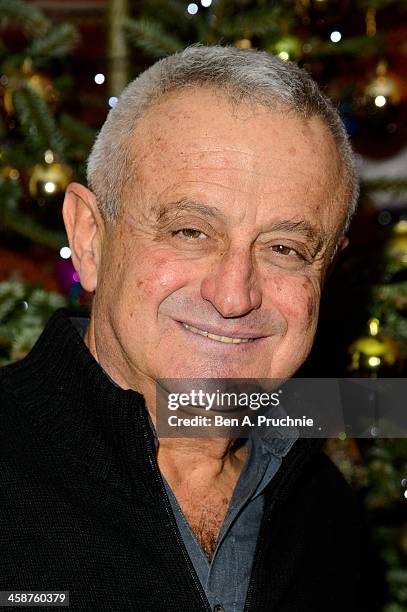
[181, 322, 255, 344]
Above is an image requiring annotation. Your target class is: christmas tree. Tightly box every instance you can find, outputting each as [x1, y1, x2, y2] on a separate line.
[0, 0, 95, 362]
[1, 1, 406, 608]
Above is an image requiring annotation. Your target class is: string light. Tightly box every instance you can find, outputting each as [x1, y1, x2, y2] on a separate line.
[44, 149, 54, 164]
[44, 181, 56, 193]
[108, 96, 118, 108]
[368, 318, 379, 336]
[94, 73, 105, 85]
[187, 3, 198, 14]
[330, 31, 342, 43]
[201, 0, 212, 6]
[375, 95, 386, 108]
[60, 246, 71, 259]
[278, 51, 290, 61]
[368, 356, 381, 368]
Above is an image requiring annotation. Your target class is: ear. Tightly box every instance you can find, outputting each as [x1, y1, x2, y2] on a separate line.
[62, 182, 105, 293]
[325, 235, 349, 281]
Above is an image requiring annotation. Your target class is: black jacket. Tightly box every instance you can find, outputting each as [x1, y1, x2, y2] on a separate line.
[0, 309, 385, 611]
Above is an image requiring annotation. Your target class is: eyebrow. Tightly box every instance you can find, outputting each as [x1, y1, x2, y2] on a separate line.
[264, 219, 325, 251]
[154, 198, 325, 250]
[154, 198, 227, 224]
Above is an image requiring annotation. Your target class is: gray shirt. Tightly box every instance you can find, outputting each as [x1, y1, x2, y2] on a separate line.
[162, 433, 296, 612]
[71, 316, 297, 612]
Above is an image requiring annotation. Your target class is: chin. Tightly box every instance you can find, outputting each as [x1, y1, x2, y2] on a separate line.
[156, 358, 269, 381]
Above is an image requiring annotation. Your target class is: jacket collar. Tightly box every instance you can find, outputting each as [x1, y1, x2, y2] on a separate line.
[2, 308, 158, 501]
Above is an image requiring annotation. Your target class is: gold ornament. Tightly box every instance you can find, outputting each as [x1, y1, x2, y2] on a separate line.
[363, 61, 402, 109]
[0, 166, 20, 181]
[273, 36, 302, 61]
[234, 39, 252, 49]
[28, 162, 72, 199]
[385, 220, 407, 267]
[2, 64, 57, 116]
[348, 318, 400, 375]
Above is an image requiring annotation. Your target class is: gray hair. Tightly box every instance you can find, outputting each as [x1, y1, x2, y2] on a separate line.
[87, 44, 359, 234]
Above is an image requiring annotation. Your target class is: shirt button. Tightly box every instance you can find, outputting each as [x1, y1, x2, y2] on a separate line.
[213, 606, 225, 612]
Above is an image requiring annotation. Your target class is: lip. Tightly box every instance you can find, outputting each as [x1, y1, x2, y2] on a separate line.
[176, 320, 267, 341]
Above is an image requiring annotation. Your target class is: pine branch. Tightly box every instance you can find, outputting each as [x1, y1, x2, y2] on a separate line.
[361, 178, 407, 192]
[374, 283, 407, 301]
[59, 113, 95, 149]
[0, 0, 49, 37]
[124, 17, 184, 58]
[12, 85, 66, 161]
[0, 282, 25, 324]
[0, 145, 35, 171]
[215, 8, 283, 38]
[139, 0, 187, 27]
[26, 23, 80, 61]
[0, 207, 66, 250]
[0, 176, 22, 211]
[310, 34, 385, 58]
[0, 281, 66, 365]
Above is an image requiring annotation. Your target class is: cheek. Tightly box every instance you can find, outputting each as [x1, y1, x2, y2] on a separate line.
[265, 273, 320, 328]
[129, 250, 191, 302]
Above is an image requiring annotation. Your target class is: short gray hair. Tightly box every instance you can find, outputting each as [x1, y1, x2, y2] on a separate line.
[87, 44, 359, 233]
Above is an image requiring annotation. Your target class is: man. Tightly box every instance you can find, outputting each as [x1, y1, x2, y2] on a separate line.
[0, 46, 384, 611]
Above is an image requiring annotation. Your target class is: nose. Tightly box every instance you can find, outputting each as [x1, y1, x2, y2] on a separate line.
[200, 246, 262, 318]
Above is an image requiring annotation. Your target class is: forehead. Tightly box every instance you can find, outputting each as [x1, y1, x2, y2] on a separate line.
[125, 87, 346, 226]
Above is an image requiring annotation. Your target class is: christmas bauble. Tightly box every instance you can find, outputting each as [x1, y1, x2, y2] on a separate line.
[2, 69, 56, 116]
[385, 220, 407, 267]
[348, 318, 400, 374]
[234, 39, 252, 49]
[351, 62, 407, 156]
[28, 162, 72, 199]
[363, 61, 403, 109]
[272, 35, 302, 61]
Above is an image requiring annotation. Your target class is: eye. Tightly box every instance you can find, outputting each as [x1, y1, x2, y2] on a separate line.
[272, 244, 300, 257]
[173, 228, 207, 240]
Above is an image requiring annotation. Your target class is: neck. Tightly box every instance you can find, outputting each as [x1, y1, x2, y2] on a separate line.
[84, 316, 247, 486]
[84, 314, 158, 409]
[158, 436, 247, 487]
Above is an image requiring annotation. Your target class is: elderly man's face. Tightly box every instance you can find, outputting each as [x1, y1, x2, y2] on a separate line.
[90, 88, 347, 385]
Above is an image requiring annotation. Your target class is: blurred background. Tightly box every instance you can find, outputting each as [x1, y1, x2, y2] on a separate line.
[0, 0, 406, 608]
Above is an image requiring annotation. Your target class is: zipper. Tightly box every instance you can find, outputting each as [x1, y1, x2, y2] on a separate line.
[140, 408, 212, 612]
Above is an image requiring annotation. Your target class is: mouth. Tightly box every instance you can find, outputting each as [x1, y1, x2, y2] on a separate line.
[181, 322, 257, 344]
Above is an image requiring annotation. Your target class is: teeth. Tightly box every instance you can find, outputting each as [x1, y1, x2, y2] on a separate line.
[182, 323, 253, 344]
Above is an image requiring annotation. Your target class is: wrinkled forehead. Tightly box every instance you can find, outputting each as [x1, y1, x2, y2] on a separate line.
[133, 88, 341, 172]
[120, 87, 348, 228]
